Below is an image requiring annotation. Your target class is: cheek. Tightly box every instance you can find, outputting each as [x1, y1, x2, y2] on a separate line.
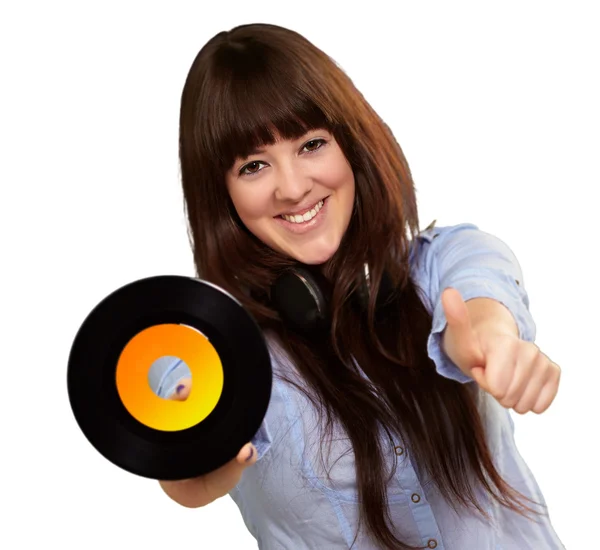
[229, 186, 272, 223]
[338, 167, 356, 221]
[322, 155, 355, 193]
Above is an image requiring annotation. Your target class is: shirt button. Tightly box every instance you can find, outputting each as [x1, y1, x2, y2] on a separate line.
[427, 539, 438, 549]
[411, 493, 421, 503]
[394, 445, 404, 456]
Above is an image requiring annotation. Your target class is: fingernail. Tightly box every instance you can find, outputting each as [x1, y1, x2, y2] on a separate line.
[245, 446, 255, 462]
[176, 384, 185, 394]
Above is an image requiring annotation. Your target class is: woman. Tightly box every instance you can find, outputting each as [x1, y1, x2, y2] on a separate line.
[155, 23, 564, 549]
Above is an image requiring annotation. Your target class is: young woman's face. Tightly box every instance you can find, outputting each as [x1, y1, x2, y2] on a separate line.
[225, 129, 355, 265]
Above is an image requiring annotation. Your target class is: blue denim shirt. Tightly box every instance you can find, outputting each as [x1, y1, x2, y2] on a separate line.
[152, 223, 564, 549]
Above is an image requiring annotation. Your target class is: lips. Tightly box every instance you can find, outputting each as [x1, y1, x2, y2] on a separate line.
[274, 196, 329, 235]
[279, 199, 325, 224]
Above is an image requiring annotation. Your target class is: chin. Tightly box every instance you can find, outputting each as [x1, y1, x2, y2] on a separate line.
[288, 245, 339, 266]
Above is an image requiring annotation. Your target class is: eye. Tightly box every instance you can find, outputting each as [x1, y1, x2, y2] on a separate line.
[301, 138, 326, 153]
[239, 160, 266, 177]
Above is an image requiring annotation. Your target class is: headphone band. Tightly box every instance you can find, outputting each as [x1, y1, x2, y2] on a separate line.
[270, 263, 394, 335]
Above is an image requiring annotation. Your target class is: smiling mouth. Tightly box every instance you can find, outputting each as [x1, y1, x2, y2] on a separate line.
[279, 199, 325, 224]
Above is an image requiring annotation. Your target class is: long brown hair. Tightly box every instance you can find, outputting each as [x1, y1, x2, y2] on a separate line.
[178, 23, 540, 549]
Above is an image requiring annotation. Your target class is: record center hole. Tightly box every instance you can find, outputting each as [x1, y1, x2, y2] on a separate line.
[147, 355, 193, 401]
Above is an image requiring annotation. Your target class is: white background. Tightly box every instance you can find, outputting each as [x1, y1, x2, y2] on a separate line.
[2, 1, 598, 548]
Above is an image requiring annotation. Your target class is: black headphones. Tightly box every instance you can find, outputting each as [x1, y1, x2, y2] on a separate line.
[268, 223, 437, 335]
[269, 264, 395, 335]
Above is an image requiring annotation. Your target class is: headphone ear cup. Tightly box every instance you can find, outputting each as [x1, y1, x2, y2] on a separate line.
[271, 266, 331, 334]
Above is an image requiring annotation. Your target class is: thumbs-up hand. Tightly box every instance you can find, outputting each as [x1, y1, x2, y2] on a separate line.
[440, 288, 561, 414]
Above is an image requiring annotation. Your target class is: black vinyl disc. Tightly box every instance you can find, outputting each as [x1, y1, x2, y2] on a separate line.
[66, 275, 272, 481]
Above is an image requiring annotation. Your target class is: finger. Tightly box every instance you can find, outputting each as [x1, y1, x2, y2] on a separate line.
[500, 343, 540, 408]
[235, 442, 258, 466]
[442, 288, 485, 366]
[442, 288, 472, 337]
[202, 443, 257, 501]
[532, 362, 561, 414]
[168, 377, 192, 401]
[513, 356, 554, 414]
[479, 342, 518, 403]
[469, 366, 491, 394]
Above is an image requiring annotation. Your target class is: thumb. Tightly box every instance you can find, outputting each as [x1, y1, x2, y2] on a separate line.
[441, 288, 475, 342]
[441, 288, 488, 386]
[168, 377, 192, 401]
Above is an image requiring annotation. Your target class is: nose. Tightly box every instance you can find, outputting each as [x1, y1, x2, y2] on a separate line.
[274, 165, 312, 203]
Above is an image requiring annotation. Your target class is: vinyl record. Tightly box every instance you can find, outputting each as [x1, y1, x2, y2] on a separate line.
[67, 275, 272, 481]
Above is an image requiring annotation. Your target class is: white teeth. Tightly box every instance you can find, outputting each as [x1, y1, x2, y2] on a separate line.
[281, 200, 324, 224]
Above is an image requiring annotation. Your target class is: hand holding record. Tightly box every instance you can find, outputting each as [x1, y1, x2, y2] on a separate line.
[156, 377, 258, 507]
[67, 275, 272, 482]
[158, 440, 258, 507]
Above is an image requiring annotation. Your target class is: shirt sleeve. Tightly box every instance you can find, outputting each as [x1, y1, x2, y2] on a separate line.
[250, 418, 272, 461]
[412, 222, 537, 384]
